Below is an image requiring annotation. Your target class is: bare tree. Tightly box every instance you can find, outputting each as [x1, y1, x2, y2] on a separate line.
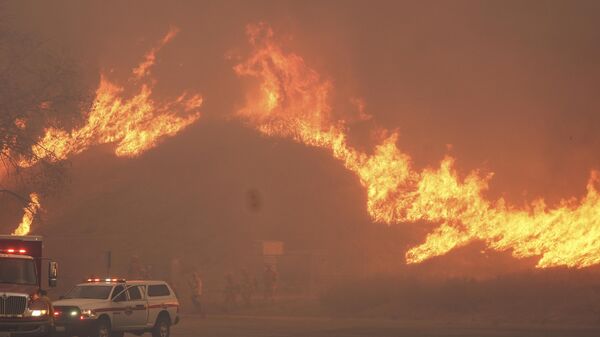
[0, 24, 91, 208]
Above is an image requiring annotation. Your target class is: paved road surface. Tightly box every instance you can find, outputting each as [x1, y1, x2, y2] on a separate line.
[170, 314, 600, 337]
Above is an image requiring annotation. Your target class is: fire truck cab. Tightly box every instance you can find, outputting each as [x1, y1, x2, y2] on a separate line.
[0, 235, 58, 337]
[52, 279, 179, 337]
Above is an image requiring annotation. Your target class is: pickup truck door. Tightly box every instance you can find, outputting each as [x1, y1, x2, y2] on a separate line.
[111, 285, 129, 330]
[123, 285, 148, 328]
[111, 285, 148, 330]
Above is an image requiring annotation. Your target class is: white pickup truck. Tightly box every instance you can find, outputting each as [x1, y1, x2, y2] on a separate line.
[52, 279, 179, 337]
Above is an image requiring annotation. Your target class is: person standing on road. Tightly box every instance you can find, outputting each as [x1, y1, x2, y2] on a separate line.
[240, 268, 256, 307]
[223, 273, 239, 311]
[168, 257, 182, 296]
[128, 255, 148, 279]
[189, 271, 205, 317]
[263, 264, 278, 303]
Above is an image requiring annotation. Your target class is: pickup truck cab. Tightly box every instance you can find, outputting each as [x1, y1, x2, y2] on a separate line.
[52, 279, 179, 337]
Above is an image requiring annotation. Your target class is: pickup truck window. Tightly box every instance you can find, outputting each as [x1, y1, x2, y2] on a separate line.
[112, 285, 127, 301]
[64, 285, 112, 299]
[127, 286, 143, 300]
[148, 284, 170, 297]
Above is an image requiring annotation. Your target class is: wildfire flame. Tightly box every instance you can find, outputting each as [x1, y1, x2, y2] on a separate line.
[12, 28, 201, 236]
[234, 23, 600, 268]
[12, 193, 41, 236]
[23, 27, 202, 166]
[132, 26, 179, 79]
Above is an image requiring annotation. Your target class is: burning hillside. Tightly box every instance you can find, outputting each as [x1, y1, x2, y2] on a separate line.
[5, 3, 600, 335]
[234, 23, 600, 269]
[22, 27, 202, 166]
[5, 10, 600, 271]
[10, 28, 202, 235]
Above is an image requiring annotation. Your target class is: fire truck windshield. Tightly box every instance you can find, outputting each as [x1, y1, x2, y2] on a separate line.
[64, 285, 112, 299]
[0, 257, 37, 285]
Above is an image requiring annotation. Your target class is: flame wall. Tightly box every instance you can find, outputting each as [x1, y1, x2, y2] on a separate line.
[4, 1, 600, 274]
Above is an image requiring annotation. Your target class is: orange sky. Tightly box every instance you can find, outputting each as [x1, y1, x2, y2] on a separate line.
[4, 0, 600, 274]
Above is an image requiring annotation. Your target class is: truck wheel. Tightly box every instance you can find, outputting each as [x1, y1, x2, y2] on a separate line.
[92, 318, 111, 337]
[152, 316, 170, 337]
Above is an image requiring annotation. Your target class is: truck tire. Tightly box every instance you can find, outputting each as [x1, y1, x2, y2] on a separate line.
[152, 316, 170, 337]
[92, 318, 111, 337]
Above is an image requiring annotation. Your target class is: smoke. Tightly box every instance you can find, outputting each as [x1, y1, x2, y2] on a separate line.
[232, 23, 600, 268]
[6, 27, 202, 235]
[3, 1, 600, 276]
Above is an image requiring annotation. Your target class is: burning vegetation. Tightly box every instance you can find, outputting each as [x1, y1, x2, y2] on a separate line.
[8, 28, 202, 235]
[5, 21, 600, 271]
[23, 27, 202, 166]
[11, 193, 41, 236]
[234, 23, 600, 269]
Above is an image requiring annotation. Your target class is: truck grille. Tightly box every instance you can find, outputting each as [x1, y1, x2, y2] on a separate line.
[53, 306, 80, 322]
[0, 295, 27, 316]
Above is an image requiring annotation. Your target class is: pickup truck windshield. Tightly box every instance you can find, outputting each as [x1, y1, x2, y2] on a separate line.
[64, 285, 112, 299]
[0, 257, 37, 285]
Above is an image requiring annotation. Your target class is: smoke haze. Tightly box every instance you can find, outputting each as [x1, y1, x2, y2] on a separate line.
[2, 0, 600, 290]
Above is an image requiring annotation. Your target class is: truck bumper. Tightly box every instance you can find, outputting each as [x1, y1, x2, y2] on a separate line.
[0, 319, 51, 336]
[53, 319, 94, 336]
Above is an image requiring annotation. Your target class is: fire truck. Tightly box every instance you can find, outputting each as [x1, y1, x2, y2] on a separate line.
[0, 235, 59, 336]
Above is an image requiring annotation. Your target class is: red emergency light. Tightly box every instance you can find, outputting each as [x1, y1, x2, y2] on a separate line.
[1, 248, 27, 254]
[86, 277, 125, 283]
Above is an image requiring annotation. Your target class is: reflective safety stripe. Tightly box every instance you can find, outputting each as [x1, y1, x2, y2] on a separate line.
[147, 304, 179, 309]
[94, 307, 147, 313]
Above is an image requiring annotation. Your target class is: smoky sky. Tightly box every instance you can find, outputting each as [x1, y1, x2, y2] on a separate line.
[3, 1, 600, 277]
[8, 0, 600, 202]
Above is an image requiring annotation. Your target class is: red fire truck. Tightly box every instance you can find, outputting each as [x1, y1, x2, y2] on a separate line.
[0, 235, 58, 336]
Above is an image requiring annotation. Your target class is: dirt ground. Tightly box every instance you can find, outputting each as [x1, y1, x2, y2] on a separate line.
[171, 314, 600, 337]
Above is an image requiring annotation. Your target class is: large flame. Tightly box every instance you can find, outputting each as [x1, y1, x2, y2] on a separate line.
[23, 27, 202, 165]
[12, 28, 201, 236]
[234, 23, 600, 268]
[12, 193, 41, 236]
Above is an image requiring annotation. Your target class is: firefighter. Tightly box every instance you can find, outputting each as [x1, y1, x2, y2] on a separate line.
[145, 264, 154, 279]
[188, 271, 205, 316]
[128, 255, 147, 279]
[223, 273, 239, 311]
[168, 257, 182, 296]
[34, 289, 53, 328]
[240, 268, 256, 307]
[263, 264, 278, 302]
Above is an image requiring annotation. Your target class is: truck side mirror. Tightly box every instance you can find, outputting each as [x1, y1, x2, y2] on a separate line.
[48, 261, 58, 288]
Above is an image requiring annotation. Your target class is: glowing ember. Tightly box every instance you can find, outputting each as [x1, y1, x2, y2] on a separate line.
[23, 27, 202, 166]
[12, 193, 41, 236]
[235, 23, 600, 268]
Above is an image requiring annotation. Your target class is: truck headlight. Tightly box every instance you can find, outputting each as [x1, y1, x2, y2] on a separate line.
[30, 309, 48, 317]
[80, 309, 96, 319]
[26, 299, 49, 317]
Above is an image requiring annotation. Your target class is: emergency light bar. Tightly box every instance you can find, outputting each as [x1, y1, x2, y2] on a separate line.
[86, 277, 125, 283]
[0, 248, 27, 254]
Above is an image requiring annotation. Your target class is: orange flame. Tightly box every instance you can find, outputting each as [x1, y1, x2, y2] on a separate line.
[132, 26, 180, 79]
[12, 193, 41, 236]
[23, 27, 202, 166]
[235, 23, 600, 268]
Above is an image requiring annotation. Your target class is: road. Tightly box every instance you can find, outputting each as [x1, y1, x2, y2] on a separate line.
[171, 314, 600, 337]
